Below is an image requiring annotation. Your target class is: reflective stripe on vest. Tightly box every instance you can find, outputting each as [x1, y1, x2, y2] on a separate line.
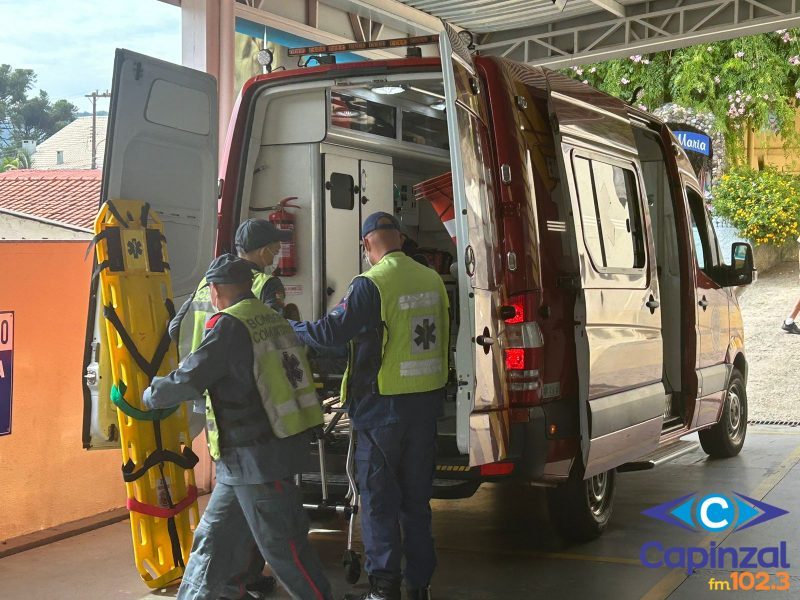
[344, 252, 449, 400]
[222, 298, 323, 438]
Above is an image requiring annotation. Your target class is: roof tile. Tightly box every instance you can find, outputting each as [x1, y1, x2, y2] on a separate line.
[0, 169, 101, 230]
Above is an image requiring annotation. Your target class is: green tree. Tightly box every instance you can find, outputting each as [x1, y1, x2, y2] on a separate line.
[564, 30, 800, 162]
[0, 64, 77, 158]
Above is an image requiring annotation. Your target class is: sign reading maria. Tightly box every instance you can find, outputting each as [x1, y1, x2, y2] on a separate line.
[674, 130, 711, 156]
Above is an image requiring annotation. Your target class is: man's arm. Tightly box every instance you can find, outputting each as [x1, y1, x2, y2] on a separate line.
[291, 277, 380, 348]
[260, 276, 286, 315]
[168, 294, 195, 342]
[145, 314, 235, 409]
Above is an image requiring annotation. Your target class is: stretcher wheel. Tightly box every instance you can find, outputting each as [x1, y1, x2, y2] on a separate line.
[343, 550, 361, 584]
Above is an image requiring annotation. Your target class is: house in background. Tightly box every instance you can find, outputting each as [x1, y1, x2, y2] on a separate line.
[0, 169, 99, 240]
[30, 116, 107, 171]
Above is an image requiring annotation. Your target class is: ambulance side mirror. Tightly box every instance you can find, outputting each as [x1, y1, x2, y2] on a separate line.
[727, 242, 754, 286]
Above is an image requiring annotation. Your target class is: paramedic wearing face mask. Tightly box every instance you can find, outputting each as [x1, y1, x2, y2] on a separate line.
[291, 212, 449, 600]
[146, 254, 331, 600]
[167, 219, 292, 600]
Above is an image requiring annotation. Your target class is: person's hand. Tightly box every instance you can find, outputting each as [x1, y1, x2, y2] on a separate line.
[142, 386, 155, 409]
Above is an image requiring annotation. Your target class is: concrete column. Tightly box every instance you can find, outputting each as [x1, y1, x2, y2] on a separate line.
[219, 0, 235, 150]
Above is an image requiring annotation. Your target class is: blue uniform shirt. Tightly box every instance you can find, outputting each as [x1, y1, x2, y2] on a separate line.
[291, 268, 443, 431]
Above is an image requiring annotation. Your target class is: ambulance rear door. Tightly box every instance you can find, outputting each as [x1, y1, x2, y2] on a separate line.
[440, 27, 507, 467]
[82, 49, 218, 449]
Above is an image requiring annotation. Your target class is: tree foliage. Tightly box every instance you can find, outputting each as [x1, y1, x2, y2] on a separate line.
[564, 30, 800, 163]
[0, 64, 77, 159]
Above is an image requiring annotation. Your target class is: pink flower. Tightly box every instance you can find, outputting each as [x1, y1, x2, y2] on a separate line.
[783, 33, 793, 43]
[620, 77, 630, 85]
[590, 67, 596, 73]
[582, 80, 588, 84]
[776, 29, 788, 35]
[642, 59, 650, 65]
[795, 90, 800, 99]
[714, 76, 721, 84]
[735, 51, 745, 58]
[763, 94, 770, 100]
[637, 104, 648, 111]
[707, 46, 713, 52]
[790, 56, 800, 66]
[630, 54, 642, 63]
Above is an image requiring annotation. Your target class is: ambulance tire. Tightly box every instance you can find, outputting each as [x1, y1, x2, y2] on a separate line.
[699, 369, 747, 458]
[546, 464, 616, 543]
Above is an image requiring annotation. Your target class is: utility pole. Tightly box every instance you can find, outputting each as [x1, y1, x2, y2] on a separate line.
[85, 90, 111, 169]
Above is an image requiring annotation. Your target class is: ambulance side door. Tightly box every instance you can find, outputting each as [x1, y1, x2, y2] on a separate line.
[546, 75, 665, 477]
[82, 49, 218, 449]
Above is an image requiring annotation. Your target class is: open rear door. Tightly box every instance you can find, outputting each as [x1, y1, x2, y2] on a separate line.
[546, 74, 665, 477]
[82, 50, 218, 449]
[440, 28, 507, 467]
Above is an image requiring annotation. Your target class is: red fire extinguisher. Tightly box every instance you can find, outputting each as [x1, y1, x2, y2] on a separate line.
[268, 197, 300, 276]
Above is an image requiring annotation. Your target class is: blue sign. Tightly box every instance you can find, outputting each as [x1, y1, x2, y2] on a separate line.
[0, 312, 13, 436]
[674, 130, 711, 156]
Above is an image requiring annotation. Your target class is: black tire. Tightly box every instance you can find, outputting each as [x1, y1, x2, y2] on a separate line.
[343, 550, 361, 584]
[546, 464, 616, 542]
[699, 368, 747, 458]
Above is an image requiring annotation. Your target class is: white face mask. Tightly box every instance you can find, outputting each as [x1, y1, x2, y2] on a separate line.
[263, 247, 281, 274]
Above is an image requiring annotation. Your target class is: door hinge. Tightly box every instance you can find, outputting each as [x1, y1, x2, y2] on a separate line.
[217, 178, 224, 200]
[556, 274, 581, 291]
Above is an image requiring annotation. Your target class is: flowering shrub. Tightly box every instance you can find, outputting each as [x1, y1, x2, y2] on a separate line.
[712, 167, 800, 245]
[564, 30, 800, 161]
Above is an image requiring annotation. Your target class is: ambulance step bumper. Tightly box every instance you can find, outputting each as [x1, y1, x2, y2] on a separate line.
[617, 440, 700, 472]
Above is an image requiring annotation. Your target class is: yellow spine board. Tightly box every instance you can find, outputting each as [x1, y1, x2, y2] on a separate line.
[94, 199, 199, 589]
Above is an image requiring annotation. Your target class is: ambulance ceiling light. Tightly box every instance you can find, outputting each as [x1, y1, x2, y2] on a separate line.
[372, 84, 406, 95]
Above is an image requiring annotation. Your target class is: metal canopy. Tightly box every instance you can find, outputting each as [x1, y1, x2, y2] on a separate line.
[396, 0, 800, 67]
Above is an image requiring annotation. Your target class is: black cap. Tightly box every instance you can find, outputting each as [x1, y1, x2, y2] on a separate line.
[361, 211, 401, 239]
[235, 218, 292, 253]
[205, 254, 254, 284]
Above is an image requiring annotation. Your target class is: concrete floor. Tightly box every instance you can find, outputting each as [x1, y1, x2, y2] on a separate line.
[1, 426, 798, 600]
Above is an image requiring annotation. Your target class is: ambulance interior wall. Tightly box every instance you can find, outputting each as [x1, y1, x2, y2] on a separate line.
[0, 241, 211, 541]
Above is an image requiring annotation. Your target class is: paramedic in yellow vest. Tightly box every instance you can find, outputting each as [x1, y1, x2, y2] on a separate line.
[144, 254, 331, 600]
[291, 212, 449, 600]
[167, 219, 292, 600]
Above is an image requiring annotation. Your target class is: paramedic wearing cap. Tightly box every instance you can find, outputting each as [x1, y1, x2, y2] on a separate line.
[291, 212, 449, 600]
[144, 254, 332, 600]
[170, 218, 291, 350]
[167, 218, 293, 599]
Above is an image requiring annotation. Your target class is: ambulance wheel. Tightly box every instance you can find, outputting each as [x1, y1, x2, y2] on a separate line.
[699, 369, 747, 458]
[343, 550, 361, 584]
[547, 464, 615, 543]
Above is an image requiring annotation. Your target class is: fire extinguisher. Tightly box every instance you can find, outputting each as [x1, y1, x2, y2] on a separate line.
[268, 197, 300, 276]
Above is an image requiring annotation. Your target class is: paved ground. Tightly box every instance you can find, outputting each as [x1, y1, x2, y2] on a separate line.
[1, 426, 798, 600]
[738, 260, 800, 422]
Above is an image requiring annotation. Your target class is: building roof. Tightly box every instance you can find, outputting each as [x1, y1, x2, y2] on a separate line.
[0, 169, 101, 231]
[31, 115, 107, 170]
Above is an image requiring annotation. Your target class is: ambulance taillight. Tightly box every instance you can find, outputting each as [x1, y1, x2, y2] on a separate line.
[503, 293, 543, 406]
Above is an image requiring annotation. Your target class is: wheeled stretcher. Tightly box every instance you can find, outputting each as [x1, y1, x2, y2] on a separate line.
[301, 394, 363, 584]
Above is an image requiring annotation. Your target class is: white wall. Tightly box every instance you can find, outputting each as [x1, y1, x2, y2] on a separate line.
[0, 213, 92, 241]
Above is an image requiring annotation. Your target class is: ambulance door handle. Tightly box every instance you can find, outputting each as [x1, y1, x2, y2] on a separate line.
[698, 296, 709, 311]
[476, 335, 494, 347]
[645, 295, 659, 314]
[361, 196, 370, 205]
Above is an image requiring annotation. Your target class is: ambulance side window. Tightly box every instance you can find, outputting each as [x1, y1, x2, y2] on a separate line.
[573, 155, 646, 271]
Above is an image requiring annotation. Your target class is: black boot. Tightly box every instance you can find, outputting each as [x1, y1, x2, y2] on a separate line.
[406, 586, 431, 600]
[343, 576, 401, 600]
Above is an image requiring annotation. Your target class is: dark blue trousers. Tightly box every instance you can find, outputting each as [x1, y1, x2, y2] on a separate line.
[355, 417, 437, 588]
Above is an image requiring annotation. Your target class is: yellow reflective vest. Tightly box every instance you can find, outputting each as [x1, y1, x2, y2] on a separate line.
[342, 252, 449, 402]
